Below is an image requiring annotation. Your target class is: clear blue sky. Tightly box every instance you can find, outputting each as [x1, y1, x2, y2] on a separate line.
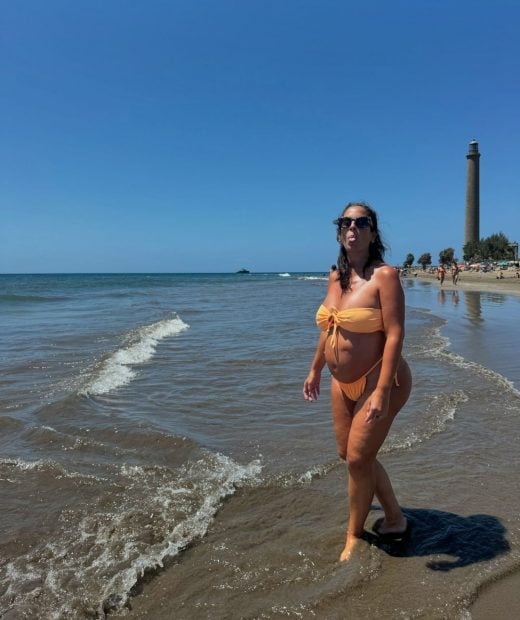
[2, 0, 519, 273]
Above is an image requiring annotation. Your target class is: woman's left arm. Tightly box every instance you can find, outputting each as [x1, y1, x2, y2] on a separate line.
[366, 266, 405, 423]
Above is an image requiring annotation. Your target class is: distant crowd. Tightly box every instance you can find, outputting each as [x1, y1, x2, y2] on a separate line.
[398, 260, 520, 284]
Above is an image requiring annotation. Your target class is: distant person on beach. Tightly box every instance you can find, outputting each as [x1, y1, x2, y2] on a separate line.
[437, 264, 446, 286]
[303, 201, 412, 562]
[451, 263, 460, 285]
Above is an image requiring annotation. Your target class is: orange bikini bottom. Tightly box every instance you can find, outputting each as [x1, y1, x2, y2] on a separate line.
[336, 358, 399, 401]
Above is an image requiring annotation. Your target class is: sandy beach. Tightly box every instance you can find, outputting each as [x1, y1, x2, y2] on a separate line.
[3, 273, 520, 618]
[470, 569, 520, 619]
[409, 268, 520, 619]
[409, 268, 520, 296]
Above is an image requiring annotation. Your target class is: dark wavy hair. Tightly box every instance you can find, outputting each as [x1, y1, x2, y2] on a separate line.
[335, 201, 387, 292]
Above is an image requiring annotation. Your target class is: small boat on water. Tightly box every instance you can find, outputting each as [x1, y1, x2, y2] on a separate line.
[236, 268, 250, 274]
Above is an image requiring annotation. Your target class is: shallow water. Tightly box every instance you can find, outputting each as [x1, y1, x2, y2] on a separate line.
[1, 274, 519, 618]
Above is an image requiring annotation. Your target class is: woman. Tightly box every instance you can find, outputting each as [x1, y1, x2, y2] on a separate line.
[437, 264, 446, 285]
[303, 201, 412, 562]
[451, 262, 460, 285]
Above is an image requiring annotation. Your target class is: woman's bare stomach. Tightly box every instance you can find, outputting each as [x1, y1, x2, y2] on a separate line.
[324, 331, 386, 383]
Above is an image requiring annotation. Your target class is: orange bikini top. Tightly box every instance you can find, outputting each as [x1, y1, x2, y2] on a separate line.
[316, 304, 384, 351]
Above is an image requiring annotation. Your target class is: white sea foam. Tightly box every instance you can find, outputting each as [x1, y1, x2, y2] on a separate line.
[436, 349, 520, 398]
[278, 272, 291, 277]
[1, 457, 47, 471]
[296, 462, 337, 485]
[82, 317, 189, 396]
[0, 457, 105, 482]
[385, 390, 469, 453]
[410, 323, 451, 357]
[95, 454, 262, 615]
[415, 317, 520, 397]
[1, 452, 262, 618]
[268, 460, 339, 488]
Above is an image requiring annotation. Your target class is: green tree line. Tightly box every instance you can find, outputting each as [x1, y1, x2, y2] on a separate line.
[404, 232, 515, 269]
[462, 232, 514, 262]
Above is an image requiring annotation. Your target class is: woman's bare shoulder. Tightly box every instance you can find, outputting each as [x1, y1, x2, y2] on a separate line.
[373, 262, 397, 276]
[322, 269, 342, 304]
[373, 263, 401, 286]
[325, 267, 342, 289]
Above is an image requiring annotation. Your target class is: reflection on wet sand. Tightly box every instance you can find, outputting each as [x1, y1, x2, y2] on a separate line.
[403, 278, 512, 325]
[437, 289, 459, 306]
[464, 291, 483, 324]
[464, 290, 509, 324]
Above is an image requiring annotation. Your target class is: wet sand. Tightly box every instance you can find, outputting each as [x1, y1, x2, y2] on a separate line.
[4, 273, 519, 618]
[411, 268, 520, 619]
[471, 571, 520, 619]
[410, 269, 520, 296]
[108, 273, 520, 620]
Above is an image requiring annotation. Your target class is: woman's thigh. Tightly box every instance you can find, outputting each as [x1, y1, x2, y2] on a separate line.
[347, 359, 412, 464]
[330, 377, 355, 460]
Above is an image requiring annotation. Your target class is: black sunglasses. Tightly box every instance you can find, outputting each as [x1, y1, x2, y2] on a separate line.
[333, 216, 372, 230]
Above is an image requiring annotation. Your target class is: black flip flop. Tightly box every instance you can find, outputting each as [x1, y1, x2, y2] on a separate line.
[372, 517, 411, 541]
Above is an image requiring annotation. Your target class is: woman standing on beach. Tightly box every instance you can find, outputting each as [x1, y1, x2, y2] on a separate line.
[303, 201, 412, 562]
[451, 262, 460, 285]
[437, 264, 446, 285]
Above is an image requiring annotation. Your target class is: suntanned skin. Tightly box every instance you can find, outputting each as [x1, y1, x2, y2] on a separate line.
[303, 204, 412, 562]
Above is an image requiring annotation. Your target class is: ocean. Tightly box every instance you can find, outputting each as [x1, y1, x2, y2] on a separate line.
[1, 273, 519, 619]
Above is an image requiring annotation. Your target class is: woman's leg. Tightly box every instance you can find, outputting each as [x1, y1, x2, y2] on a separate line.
[330, 377, 354, 460]
[332, 383, 401, 512]
[332, 375, 408, 537]
[340, 360, 412, 561]
[373, 460, 407, 532]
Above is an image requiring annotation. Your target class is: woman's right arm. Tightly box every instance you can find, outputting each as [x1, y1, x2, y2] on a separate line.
[303, 269, 336, 401]
[303, 330, 328, 401]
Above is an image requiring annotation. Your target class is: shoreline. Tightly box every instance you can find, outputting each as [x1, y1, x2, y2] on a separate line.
[406, 269, 520, 297]
[470, 569, 520, 619]
[409, 268, 520, 618]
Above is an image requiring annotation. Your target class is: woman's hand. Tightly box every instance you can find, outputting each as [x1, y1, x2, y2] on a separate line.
[303, 370, 321, 401]
[365, 388, 390, 423]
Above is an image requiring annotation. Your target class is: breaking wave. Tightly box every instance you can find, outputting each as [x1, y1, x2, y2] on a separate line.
[82, 317, 189, 395]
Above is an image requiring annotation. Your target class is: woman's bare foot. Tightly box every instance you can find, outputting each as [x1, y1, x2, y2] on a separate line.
[339, 533, 363, 562]
[373, 515, 408, 537]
